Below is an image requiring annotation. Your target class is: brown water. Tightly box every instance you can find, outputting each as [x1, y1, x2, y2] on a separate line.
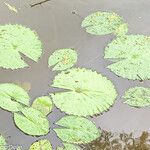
[0, 0, 150, 149]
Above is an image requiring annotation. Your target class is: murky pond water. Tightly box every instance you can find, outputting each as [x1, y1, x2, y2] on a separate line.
[0, 0, 150, 149]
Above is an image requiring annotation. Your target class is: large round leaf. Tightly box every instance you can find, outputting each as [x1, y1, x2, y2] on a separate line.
[32, 96, 53, 116]
[0, 134, 6, 150]
[81, 11, 128, 36]
[57, 143, 80, 150]
[104, 35, 150, 80]
[50, 68, 117, 116]
[54, 116, 100, 144]
[14, 107, 49, 136]
[0, 83, 30, 112]
[48, 48, 77, 71]
[123, 86, 150, 107]
[0, 24, 42, 69]
[29, 139, 52, 150]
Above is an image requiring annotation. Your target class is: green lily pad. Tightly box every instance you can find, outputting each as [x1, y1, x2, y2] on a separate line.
[123, 86, 150, 107]
[32, 96, 53, 116]
[104, 35, 150, 80]
[29, 139, 52, 150]
[81, 11, 128, 36]
[14, 107, 49, 136]
[54, 116, 100, 144]
[48, 48, 77, 71]
[57, 143, 80, 150]
[0, 83, 30, 112]
[50, 68, 117, 117]
[0, 135, 6, 150]
[0, 24, 42, 69]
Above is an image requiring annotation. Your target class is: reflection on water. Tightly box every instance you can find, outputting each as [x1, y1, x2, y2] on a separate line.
[82, 130, 150, 150]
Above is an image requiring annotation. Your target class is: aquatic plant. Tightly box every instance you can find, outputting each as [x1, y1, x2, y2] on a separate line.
[0, 24, 42, 69]
[81, 11, 128, 36]
[48, 48, 77, 71]
[51, 68, 117, 117]
[123, 86, 150, 107]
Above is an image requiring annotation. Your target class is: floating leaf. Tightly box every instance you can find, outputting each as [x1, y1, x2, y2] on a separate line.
[4, 2, 18, 13]
[81, 11, 128, 35]
[0, 83, 30, 112]
[15, 82, 31, 92]
[104, 35, 150, 80]
[29, 139, 52, 150]
[32, 96, 53, 116]
[0, 24, 42, 69]
[14, 107, 49, 136]
[57, 143, 80, 150]
[0, 134, 6, 150]
[123, 86, 150, 107]
[54, 116, 100, 144]
[50, 68, 117, 116]
[48, 48, 77, 71]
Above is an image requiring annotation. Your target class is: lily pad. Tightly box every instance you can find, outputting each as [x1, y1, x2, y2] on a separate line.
[29, 139, 52, 150]
[14, 107, 49, 136]
[48, 48, 77, 71]
[0, 24, 42, 69]
[104, 35, 150, 80]
[54, 116, 100, 144]
[57, 143, 80, 150]
[0, 83, 30, 112]
[50, 68, 117, 116]
[0, 135, 6, 150]
[81, 11, 128, 35]
[123, 86, 150, 107]
[32, 96, 53, 116]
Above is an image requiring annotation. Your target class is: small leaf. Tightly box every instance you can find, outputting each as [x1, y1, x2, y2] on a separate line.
[32, 96, 53, 116]
[50, 68, 117, 117]
[104, 35, 150, 80]
[14, 107, 49, 136]
[0, 83, 30, 112]
[81, 11, 128, 35]
[0, 134, 6, 150]
[0, 24, 42, 69]
[29, 139, 52, 150]
[57, 143, 80, 150]
[54, 116, 100, 144]
[48, 48, 77, 71]
[123, 86, 150, 107]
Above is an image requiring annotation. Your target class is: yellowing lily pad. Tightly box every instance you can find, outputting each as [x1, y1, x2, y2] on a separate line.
[0, 24, 42, 69]
[54, 116, 100, 144]
[123, 86, 150, 107]
[48, 48, 77, 71]
[29, 139, 52, 150]
[32, 96, 53, 116]
[50, 68, 117, 117]
[14, 107, 49, 136]
[0, 83, 30, 112]
[81, 11, 128, 36]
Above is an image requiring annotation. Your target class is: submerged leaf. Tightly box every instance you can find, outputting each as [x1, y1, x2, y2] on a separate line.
[104, 35, 150, 80]
[0, 24, 42, 69]
[48, 48, 77, 71]
[0, 83, 30, 112]
[29, 139, 52, 150]
[50, 68, 117, 116]
[0, 134, 6, 150]
[54, 116, 100, 144]
[123, 86, 150, 107]
[32, 96, 53, 116]
[57, 143, 80, 150]
[14, 107, 49, 136]
[81, 11, 128, 35]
